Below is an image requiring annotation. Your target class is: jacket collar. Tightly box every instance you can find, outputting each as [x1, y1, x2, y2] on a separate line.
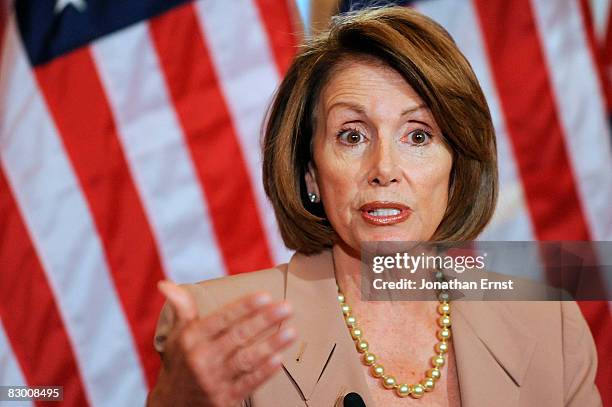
[452, 301, 536, 407]
[280, 250, 344, 400]
[279, 250, 537, 406]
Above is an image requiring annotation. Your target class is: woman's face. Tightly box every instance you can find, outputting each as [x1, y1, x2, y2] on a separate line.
[306, 60, 453, 250]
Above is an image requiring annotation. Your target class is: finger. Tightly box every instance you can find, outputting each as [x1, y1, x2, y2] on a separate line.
[225, 327, 296, 378]
[158, 280, 198, 326]
[199, 292, 273, 339]
[229, 354, 284, 401]
[214, 301, 292, 358]
[183, 300, 292, 378]
[182, 326, 294, 394]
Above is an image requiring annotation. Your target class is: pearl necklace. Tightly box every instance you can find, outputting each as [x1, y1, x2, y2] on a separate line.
[336, 287, 452, 399]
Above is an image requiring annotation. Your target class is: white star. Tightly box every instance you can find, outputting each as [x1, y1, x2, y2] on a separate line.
[54, 0, 87, 14]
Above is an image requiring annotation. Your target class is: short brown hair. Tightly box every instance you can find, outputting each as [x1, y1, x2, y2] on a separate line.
[263, 6, 498, 254]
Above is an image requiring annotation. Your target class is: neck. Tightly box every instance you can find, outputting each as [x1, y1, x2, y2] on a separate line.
[331, 243, 436, 315]
[332, 243, 363, 303]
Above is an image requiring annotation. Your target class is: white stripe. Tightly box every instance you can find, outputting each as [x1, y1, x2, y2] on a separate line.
[532, 0, 612, 240]
[415, 0, 536, 240]
[194, 0, 293, 264]
[590, 0, 611, 41]
[296, 0, 312, 35]
[0, 321, 33, 407]
[0, 16, 147, 407]
[533, 0, 612, 298]
[91, 23, 225, 283]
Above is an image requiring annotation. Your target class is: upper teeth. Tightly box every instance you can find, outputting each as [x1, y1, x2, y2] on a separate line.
[368, 208, 401, 217]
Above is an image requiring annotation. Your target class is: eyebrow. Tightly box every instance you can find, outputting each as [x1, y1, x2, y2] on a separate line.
[401, 104, 427, 116]
[326, 101, 427, 117]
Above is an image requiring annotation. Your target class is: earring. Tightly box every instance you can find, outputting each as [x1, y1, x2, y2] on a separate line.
[308, 192, 318, 203]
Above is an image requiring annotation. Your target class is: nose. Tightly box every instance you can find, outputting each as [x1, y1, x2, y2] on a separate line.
[367, 138, 401, 186]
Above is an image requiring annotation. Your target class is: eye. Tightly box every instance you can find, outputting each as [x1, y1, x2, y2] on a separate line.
[404, 129, 432, 146]
[337, 129, 366, 145]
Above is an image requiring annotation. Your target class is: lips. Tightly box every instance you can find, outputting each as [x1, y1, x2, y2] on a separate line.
[359, 201, 412, 226]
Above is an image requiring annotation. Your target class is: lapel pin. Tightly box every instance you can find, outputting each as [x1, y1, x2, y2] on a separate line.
[295, 341, 307, 362]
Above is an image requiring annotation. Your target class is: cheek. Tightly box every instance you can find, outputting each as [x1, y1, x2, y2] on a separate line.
[408, 151, 452, 211]
[315, 144, 360, 205]
[318, 167, 355, 214]
[315, 155, 362, 231]
[419, 158, 452, 214]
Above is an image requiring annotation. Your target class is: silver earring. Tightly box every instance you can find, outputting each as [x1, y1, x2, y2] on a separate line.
[308, 192, 318, 203]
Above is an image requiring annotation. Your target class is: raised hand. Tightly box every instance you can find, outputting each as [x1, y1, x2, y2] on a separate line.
[147, 281, 296, 407]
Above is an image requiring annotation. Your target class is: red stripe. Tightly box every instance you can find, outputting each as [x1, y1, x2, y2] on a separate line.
[252, 0, 299, 74]
[474, 0, 591, 241]
[604, 2, 612, 116]
[34, 49, 164, 388]
[475, 1, 610, 401]
[577, 300, 612, 405]
[578, 0, 612, 114]
[0, 168, 89, 405]
[149, 3, 274, 274]
[605, 5, 612, 86]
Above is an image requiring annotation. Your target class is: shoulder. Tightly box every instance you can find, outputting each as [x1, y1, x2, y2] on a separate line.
[558, 301, 601, 405]
[494, 301, 595, 344]
[186, 263, 288, 309]
[455, 300, 600, 405]
[492, 301, 596, 351]
[498, 301, 600, 405]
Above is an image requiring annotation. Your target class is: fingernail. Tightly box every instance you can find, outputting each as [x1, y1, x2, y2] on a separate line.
[274, 303, 291, 318]
[270, 354, 282, 366]
[254, 293, 272, 306]
[279, 327, 296, 342]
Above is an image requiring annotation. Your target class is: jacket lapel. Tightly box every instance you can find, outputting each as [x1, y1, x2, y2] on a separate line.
[279, 251, 537, 407]
[452, 301, 537, 407]
[280, 251, 346, 401]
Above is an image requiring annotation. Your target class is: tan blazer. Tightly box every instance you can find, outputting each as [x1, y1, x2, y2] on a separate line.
[154, 251, 602, 406]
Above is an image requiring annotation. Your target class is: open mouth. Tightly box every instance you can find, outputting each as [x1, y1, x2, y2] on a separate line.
[367, 208, 402, 217]
[359, 202, 411, 226]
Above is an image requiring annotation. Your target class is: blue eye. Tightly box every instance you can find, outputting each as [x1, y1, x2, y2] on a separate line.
[337, 129, 366, 145]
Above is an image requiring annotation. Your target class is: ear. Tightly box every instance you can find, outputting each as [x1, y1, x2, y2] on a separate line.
[305, 161, 320, 200]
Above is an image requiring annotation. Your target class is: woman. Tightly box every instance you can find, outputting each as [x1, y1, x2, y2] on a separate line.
[148, 6, 601, 407]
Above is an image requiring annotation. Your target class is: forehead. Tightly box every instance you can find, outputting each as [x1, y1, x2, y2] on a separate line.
[319, 58, 424, 116]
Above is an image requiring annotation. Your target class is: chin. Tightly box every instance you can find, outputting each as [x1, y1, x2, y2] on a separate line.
[358, 228, 424, 243]
[353, 231, 424, 258]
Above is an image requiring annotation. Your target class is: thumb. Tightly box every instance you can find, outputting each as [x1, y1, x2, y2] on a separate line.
[158, 280, 198, 325]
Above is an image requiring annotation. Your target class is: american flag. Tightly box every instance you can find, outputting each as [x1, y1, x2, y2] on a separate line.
[0, 0, 296, 405]
[0, 0, 610, 406]
[403, 1, 612, 404]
